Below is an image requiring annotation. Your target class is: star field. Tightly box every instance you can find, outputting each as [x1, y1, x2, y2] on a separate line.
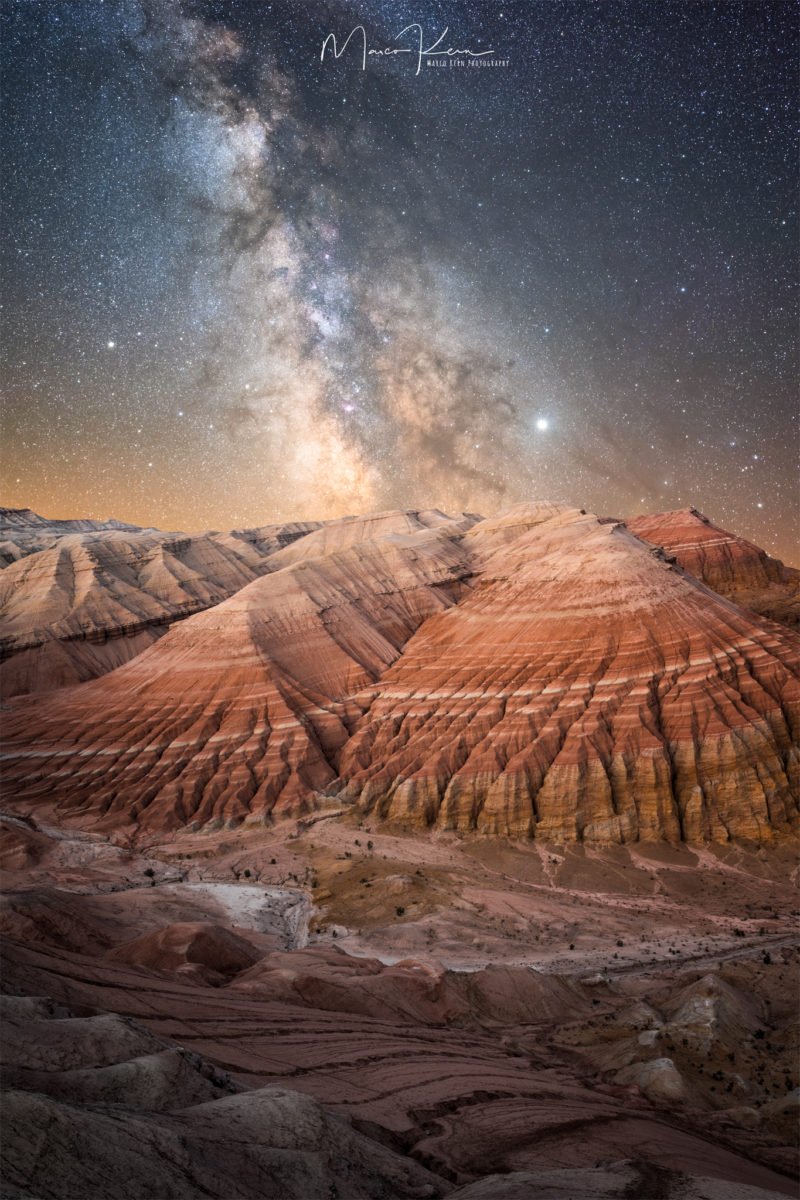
[1, 0, 797, 561]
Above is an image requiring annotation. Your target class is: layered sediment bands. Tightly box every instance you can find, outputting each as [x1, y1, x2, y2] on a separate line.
[263, 507, 482, 570]
[0, 527, 472, 832]
[339, 510, 800, 842]
[2, 503, 799, 844]
[0, 507, 146, 565]
[460, 500, 579, 561]
[0, 520, 320, 697]
[0, 990, 445, 1200]
[627, 508, 800, 628]
[2, 934, 797, 1198]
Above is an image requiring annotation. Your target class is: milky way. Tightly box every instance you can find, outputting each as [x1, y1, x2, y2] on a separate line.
[1, 1, 797, 559]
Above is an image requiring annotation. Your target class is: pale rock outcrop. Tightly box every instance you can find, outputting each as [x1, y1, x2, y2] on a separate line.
[614, 1055, 687, 1101]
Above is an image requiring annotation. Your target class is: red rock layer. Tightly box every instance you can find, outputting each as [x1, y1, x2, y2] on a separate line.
[0, 524, 471, 832]
[0, 509, 479, 699]
[627, 508, 800, 628]
[338, 509, 800, 842]
[1, 505, 798, 844]
[0, 521, 320, 697]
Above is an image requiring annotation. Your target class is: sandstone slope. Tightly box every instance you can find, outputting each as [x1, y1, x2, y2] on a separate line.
[0, 518, 473, 831]
[0, 509, 479, 698]
[339, 507, 800, 841]
[627, 508, 800, 628]
[1, 503, 798, 845]
[0, 517, 321, 697]
[0, 506, 146, 564]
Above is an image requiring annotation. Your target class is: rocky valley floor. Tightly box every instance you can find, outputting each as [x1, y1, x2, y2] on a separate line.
[1, 810, 798, 1200]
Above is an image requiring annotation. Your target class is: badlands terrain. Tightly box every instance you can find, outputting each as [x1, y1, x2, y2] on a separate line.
[1, 501, 798, 1200]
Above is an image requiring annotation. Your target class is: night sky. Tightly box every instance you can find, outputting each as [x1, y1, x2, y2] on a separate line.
[1, 1, 797, 561]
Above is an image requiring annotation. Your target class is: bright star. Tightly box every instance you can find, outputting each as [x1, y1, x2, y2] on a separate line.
[536, 418, 549, 431]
